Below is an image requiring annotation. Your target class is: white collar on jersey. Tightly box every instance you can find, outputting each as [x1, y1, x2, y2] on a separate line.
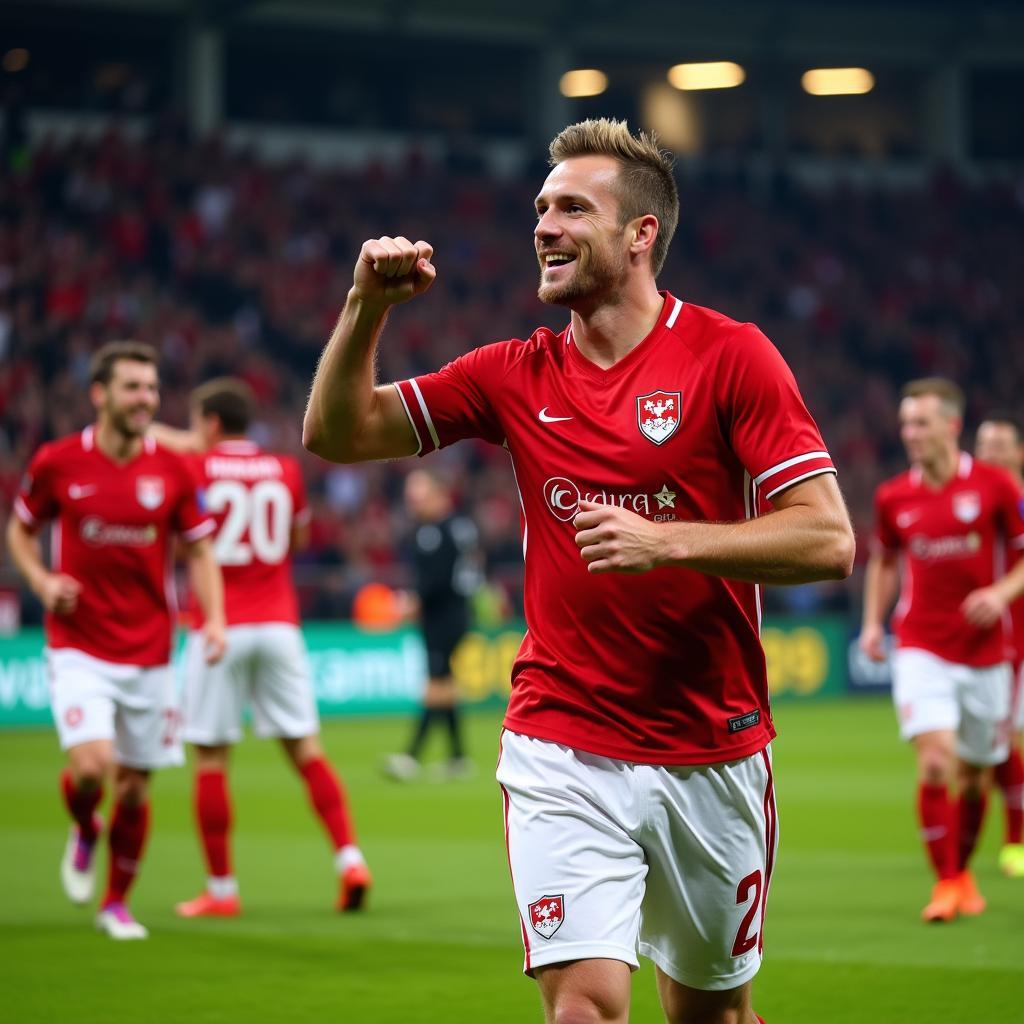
[909, 451, 972, 487]
[82, 424, 155, 455]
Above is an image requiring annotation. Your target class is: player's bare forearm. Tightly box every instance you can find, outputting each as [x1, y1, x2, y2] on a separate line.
[658, 503, 854, 583]
[574, 474, 854, 583]
[6, 516, 48, 593]
[862, 551, 900, 629]
[186, 538, 225, 627]
[303, 237, 435, 463]
[962, 554, 1024, 628]
[148, 423, 203, 454]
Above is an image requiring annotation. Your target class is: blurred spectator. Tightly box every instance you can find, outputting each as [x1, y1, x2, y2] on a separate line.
[3, 128, 1023, 618]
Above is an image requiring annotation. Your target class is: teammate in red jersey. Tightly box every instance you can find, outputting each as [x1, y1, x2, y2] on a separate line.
[6, 341, 225, 940]
[974, 412, 1024, 878]
[150, 378, 370, 917]
[860, 380, 1024, 923]
[302, 119, 854, 1024]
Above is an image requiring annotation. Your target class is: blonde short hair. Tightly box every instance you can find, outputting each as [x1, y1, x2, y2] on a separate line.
[549, 118, 679, 275]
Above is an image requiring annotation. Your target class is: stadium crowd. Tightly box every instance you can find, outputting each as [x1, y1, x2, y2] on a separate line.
[3, 127, 1023, 618]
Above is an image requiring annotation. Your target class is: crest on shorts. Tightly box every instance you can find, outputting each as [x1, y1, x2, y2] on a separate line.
[136, 476, 165, 510]
[637, 390, 681, 446]
[64, 706, 84, 728]
[952, 491, 980, 524]
[528, 895, 565, 940]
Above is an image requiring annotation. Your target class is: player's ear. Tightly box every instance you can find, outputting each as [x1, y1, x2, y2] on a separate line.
[88, 380, 106, 411]
[628, 214, 659, 259]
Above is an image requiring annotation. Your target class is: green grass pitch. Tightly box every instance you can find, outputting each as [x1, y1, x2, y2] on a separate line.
[1, 697, 1021, 1023]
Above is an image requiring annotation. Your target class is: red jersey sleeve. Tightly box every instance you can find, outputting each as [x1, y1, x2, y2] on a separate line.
[287, 458, 311, 529]
[716, 324, 836, 501]
[873, 484, 900, 554]
[14, 444, 59, 531]
[393, 341, 514, 455]
[168, 454, 216, 543]
[994, 469, 1024, 551]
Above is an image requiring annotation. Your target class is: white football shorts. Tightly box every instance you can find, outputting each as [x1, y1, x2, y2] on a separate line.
[496, 731, 778, 992]
[47, 647, 184, 770]
[1012, 661, 1024, 732]
[891, 647, 1011, 765]
[182, 623, 319, 745]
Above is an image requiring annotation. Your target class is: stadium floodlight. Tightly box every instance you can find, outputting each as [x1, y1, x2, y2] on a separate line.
[667, 62, 745, 91]
[801, 67, 875, 96]
[559, 69, 609, 98]
[3, 48, 29, 73]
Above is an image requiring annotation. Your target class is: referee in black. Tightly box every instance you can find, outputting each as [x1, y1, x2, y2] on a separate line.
[384, 469, 480, 780]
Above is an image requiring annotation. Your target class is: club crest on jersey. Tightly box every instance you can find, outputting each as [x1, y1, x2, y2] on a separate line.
[136, 476, 165, 510]
[637, 390, 681, 446]
[952, 491, 980, 524]
[528, 895, 565, 940]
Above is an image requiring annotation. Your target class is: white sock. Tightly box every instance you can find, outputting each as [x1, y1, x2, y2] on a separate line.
[335, 845, 365, 873]
[208, 875, 239, 899]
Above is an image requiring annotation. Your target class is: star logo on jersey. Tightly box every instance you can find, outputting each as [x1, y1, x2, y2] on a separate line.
[952, 491, 980, 524]
[136, 476, 165, 510]
[653, 484, 677, 509]
[637, 390, 681, 446]
[528, 894, 565, 940]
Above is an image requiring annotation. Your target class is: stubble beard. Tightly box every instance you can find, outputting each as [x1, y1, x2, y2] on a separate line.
[537, 244, 625, 307]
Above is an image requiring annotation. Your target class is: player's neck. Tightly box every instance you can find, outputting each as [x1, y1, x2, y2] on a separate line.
[570, 285, 664, 370]
[94, 420, 144, 464]
[918, 445, 960, 488]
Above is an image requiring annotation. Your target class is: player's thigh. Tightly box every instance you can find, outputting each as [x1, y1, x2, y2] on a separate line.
[1012, 661, 1024, 732]
[496, 731, 647, 976]
[181, 629, 248, 746]
[47, 647, 118, 752]
[638, 748, 777, 993]
[891, 648, 959, 740]
[535, 958, 632, 1024]
[250, 624, 319, 739]
[956, 661, 1012, 766]
[115, 663, 184, 770]
[655, 968, 752, 1024]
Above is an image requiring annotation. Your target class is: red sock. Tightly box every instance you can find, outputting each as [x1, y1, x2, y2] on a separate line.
[102, 800, 150, 906]
[918, 783, 957, 880]
[300, 757, 355, 849]
[994, 749, 1024, 844]
[957, 792, 988, 871]
[60, 769, 103, 843]
[195, 770, 232, 878]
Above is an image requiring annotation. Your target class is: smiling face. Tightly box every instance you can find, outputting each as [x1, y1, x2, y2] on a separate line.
[534, 155, 632, 307]
[92, 358, 160, 439]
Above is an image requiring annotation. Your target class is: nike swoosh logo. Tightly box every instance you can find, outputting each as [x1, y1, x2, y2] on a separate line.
[539, 407, 573, 423]
[69, 484, 98, 500]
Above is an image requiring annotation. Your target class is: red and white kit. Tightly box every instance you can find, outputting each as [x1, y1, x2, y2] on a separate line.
[397, 293, 833, 985]
[874, 453, 1024, 762]
[1007, 487, 1024, 730]
[15, 426, 213, 765]
[183, 440, 317, 743]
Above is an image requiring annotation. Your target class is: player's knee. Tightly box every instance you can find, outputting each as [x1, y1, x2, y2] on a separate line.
[115, 768, 150, 806]
[918, 747, 953, 784]
[70, 752, 111, 787]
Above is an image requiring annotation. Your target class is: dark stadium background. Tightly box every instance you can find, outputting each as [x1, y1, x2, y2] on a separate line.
[0, 5, 1023, 1020]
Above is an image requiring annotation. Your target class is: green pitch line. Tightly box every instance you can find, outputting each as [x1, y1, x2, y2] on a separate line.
[0, 699, 1020, 1024]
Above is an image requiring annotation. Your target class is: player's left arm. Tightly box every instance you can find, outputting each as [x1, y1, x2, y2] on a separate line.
[148, 423, 204, 454]
[574, 472, 855, 583]
[184, 536, 227, 663]
[961, 477, 1024, 627]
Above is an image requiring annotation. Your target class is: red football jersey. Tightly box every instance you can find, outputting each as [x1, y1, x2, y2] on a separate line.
[873, 453, 1024, 667]
[395, 293, 837, 764]
[1003, 480, 1024, 665]
[14, 426, 214, 666]
[187, 440, 309, 627]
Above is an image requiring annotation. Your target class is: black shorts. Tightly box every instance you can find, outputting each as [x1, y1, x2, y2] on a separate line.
[423, 610, 468, 679]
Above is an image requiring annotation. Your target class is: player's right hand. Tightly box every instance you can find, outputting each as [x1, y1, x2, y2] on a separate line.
[858, 623, 887, 662]
[38, 573, 83, 615]
[352, 236, 436, 308]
